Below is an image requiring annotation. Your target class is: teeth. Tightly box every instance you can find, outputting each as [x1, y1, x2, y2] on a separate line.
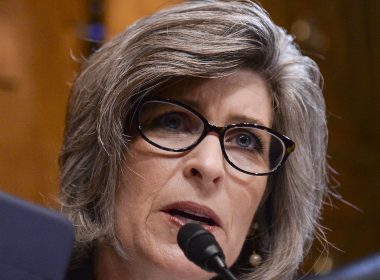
[180, 217, 205, 225]
[180, 210, 210, 219]
[168, 209, 215, 226]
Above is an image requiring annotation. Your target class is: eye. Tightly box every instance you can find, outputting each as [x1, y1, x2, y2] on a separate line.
[159, 113, 184, 130]
[149, 111, 200, 134]
[225, 128, 264, 154]
[236, 133, 252, 148]
[138, 101, 205, 136]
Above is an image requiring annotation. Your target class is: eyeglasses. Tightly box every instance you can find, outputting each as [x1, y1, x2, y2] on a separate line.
[135, 97, 295, 176]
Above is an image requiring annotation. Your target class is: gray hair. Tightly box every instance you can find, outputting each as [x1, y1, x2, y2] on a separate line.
[59, 0, 328, 279]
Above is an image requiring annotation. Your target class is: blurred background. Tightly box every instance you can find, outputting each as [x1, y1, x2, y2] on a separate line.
[0, 0, 379, 276]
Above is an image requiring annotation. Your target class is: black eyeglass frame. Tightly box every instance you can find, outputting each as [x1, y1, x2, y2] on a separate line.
[135, 97, 295, 176]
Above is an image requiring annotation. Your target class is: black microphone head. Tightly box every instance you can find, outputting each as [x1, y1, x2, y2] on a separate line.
[177, 223, 225, 272]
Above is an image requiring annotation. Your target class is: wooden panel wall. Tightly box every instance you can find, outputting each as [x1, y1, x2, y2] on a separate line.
[0, 0, 378, 274]
[0, 1, 86, 205]
[105, 0, 179, 37]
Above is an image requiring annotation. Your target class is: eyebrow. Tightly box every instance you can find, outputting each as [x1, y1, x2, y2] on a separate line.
[178, 98, 268, 127]
[176, 98, 201, 110]
[227, 115, 267, 127]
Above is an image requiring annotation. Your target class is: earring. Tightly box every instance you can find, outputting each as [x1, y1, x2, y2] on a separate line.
[249, 251, 262, 267]
[249, 222, 262, 267]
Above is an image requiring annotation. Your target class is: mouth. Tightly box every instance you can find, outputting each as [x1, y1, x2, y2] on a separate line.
[161, 201, 221, 230]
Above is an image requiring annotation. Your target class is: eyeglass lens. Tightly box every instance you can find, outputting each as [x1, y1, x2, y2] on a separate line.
[138, 100, 286, 175]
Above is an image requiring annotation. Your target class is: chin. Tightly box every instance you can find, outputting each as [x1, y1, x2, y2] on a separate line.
[156, 256, 214, 280]
[138, 219, 233, 280]
[139, 242, 215, 280]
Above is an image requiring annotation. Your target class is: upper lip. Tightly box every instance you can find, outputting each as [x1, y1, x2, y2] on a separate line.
[161, 201, 222, 228]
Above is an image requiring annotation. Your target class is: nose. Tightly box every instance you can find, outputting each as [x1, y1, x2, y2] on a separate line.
[183, 134, 225, 191]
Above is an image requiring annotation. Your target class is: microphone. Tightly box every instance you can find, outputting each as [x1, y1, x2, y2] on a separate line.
[177, 223, 237, 280]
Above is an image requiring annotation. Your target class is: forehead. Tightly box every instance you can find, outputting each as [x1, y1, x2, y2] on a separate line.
[157, 69, 273, 127]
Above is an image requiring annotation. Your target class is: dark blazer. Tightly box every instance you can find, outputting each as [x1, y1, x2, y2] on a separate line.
[65, 261, 95, 280]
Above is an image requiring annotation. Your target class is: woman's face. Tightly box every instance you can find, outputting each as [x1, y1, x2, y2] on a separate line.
[103, 69, 272, 280]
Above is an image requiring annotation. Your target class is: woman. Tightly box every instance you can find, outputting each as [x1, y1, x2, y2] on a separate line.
[61, 0, 328, 279]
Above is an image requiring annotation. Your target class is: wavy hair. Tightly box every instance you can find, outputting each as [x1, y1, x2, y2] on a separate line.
[59, 1, 329, 279]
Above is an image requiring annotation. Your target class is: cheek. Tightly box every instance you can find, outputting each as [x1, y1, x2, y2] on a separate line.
[227, 176, 267, 262]
[114, 140, 181, 235]
[125, 138, 182, 184]
[232, 176, 267, 222]
[113, 164, 164, 256]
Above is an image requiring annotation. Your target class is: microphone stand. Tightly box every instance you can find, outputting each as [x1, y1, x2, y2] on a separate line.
[207, 255, 237, 280]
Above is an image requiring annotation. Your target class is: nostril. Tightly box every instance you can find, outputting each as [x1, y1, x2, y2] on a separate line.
[191, 168, 200, 177]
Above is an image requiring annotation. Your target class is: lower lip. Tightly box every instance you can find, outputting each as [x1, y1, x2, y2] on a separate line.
[160, 211, 219, 233]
